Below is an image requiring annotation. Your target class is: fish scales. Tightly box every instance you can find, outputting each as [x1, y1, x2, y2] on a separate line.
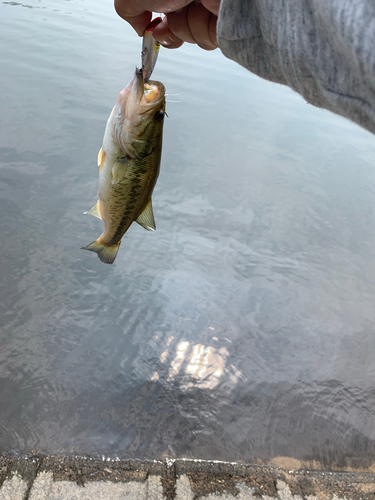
[106, 154, 161, 245]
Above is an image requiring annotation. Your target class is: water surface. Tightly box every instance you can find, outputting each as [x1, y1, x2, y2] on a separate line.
[1, 0, 375, 470]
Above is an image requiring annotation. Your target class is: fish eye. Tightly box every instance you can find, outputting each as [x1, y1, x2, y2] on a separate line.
[154, 110, 165, 123]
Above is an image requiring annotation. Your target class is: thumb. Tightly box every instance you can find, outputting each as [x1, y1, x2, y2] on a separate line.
[114, 0, 151, 36]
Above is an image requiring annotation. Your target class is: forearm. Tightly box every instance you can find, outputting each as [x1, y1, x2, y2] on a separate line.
[217, 0, 375, 134]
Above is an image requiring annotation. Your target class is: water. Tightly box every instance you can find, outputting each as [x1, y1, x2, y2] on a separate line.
[1, 0, 375, 471]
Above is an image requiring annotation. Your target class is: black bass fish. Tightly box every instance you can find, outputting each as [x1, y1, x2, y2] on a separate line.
[82, 68, 166, 264]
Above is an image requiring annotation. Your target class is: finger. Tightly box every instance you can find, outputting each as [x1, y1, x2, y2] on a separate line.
[115, 0, 192, 18]
[127, 12, 154, 36]
[187, 1, 218, 50]
[114, 0, 152, 35]
[166, 7, 196, 44]
[208, 13, 218, 46]
[201, 0, 220, 16]
[152, 17, 185, 48]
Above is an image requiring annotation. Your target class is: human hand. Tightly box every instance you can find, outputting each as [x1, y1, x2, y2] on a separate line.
[114, 0, 220, 50]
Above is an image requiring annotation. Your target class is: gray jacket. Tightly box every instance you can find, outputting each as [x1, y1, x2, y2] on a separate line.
[217, 0, 375, 134]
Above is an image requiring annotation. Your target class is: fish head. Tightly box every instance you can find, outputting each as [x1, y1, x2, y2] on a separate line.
[112, 68, 166, 159]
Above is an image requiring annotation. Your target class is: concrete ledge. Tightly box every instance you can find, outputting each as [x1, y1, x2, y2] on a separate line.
[1, 456, 375, 499]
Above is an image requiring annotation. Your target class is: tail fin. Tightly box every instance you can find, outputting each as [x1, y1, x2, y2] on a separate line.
[81, 239, 121, 264]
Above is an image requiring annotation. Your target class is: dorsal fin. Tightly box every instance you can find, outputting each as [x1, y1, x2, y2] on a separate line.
[84, 201, 102, 220]
[136, 198, 156, 231]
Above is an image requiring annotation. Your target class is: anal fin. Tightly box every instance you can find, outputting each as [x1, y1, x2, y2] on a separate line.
[136, 198, 156, 231]
[84, 201, 102, 220]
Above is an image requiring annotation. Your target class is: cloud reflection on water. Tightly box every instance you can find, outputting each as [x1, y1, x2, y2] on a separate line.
[152, 339, 244, 391]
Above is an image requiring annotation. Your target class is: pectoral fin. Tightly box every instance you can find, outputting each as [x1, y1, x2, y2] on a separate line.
[136, 198, 156, 231]
[98, 147, 106, 174]
[84, 201, 102, 220]
[111, 157, 128, 185]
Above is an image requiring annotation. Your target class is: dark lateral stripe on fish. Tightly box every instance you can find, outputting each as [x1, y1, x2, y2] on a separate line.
[107, 194, 146, 245]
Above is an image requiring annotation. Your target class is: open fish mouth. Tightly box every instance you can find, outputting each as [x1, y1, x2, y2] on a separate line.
[139, 79, 165, 113]
[143, 83, 161, 104]
[140, 73, 165, 108]
[131, 67, 165, 108]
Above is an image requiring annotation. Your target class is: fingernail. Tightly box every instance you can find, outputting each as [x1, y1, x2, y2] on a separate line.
[160, 35, 174, 46]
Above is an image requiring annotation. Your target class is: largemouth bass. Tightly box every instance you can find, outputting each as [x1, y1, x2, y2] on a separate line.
[82, 67, 166, 264]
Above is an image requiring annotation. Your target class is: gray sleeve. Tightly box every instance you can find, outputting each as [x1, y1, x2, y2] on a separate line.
[217, 0, 375, 134]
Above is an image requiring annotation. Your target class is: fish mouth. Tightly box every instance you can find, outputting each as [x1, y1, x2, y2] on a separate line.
[132, 67, 165, 111]
[112, 69, 165, 159]
[143, 83, 162, 104]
